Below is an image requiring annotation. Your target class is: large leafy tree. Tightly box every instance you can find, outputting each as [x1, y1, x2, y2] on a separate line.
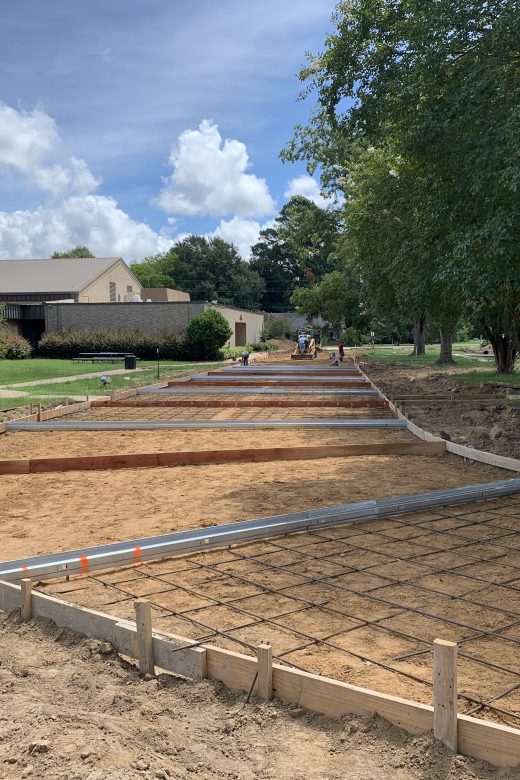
[52, 246, 95, 258]
[249, 228, 302, 312]
[276, 196, 342, 281]
[283, 0, 520, 370]
[131, 236, 265, 310]
[130, 254, 173, 288]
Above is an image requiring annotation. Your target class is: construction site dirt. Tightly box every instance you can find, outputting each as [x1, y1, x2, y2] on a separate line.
[0, 454, 488, 560]
[0, 613, 508, 780]
[366, 360, 520, 460]
[1, 355, 520, 775]
[35, 492, 520, 730]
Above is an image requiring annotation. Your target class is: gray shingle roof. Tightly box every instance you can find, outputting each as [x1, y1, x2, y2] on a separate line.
[0, 258, 124, 294]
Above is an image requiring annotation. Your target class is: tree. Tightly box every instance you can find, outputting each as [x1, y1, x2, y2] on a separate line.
[185, 309, 233, 360]
[283, 0, 520, 371]
[130, 254, 173, 288]
[276, 196, 342, 280]
[291, 269, 365, 334]
[131, 237, 265, 311]
[250, 228, 302, 311]
[52, 246, 95, 258]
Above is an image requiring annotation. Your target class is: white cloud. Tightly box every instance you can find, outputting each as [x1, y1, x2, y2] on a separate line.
[0, 103, 100, 197]
[284, 175, 337, 209]
[210, 216, 276, 260]
[0, 195, 173, 260]
[157, 120, 275, 218]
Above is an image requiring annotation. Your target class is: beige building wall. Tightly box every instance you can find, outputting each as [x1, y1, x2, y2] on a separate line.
[205, 304, 264, 346]
[141, 288, 190, 302]
[44, 301, 264, 346]
[78, 260, 142, 303]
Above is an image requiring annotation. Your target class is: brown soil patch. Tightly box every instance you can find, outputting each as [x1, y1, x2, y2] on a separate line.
[0, 428, 412, 460]
[67, 406, 387, 421]
[0, 454, 484, 560]
[365, 361, 520, 460]
[0, 613, 503, 780]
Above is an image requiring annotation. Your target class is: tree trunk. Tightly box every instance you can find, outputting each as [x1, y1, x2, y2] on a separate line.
[489, 333, 518, 374]
[411, 319, 426, 356]
[437, 331, 455, 364]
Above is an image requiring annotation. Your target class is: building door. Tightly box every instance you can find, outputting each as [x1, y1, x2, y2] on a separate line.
[235, 321, 247, 346]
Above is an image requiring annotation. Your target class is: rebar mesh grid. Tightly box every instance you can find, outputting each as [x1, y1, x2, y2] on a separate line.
[40, 493, 520, 727]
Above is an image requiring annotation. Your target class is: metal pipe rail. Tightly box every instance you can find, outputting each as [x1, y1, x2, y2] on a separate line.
[1, 479, 518, 583]
[6, 418, 406, 432]
[186, 374, 369, 382]
[138, 387, 379, 395]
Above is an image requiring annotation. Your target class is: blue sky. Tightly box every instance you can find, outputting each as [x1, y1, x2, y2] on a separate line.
[0, 0, 335, 260]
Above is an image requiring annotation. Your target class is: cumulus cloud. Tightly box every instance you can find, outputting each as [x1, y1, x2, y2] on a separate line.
[284, 174, 337, 208]
[0, 103, 100, 197]
[209, 216, 276, 259]
[157, 119, 275, 218]
[0, 195, 173, 260]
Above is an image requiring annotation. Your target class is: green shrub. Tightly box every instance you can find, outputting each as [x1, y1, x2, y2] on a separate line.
[220, 344, 251, 360]
[0, 328, 32, 359]
[342, 327, 363, 347]
[251, 341, 278, 352]
[260, 315, 293, 341]
[38, 328, 188, 360]
[185, 310, 233, 360]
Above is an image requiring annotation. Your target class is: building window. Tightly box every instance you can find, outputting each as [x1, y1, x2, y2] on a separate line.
[127, 285, 133, 293]
[109, 281, 116, 302]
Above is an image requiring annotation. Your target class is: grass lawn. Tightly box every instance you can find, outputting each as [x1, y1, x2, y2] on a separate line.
[360, 343, 488, 368]
[0, 358, 221, 386]
[362, 342, 520, 385]
[20, 362, 223, 399]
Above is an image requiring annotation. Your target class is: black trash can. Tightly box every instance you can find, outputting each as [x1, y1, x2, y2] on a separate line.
[124, 354, 137, 370]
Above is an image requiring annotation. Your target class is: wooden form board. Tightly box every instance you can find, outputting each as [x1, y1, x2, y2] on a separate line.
[0, 441, 445, 475]
[0, 577, 518, 767]
[92, 398, 386, 409]
[1, 401, 91, 427]
[381, 393, 520, 473]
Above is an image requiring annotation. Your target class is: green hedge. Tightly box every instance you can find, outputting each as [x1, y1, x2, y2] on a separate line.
[38, 328, 196, 361]
[0, 329, 32, 359]
[221, 342, 278, 360]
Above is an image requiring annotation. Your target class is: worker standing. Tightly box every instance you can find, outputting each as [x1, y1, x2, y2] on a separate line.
[241, 348, 250, 366]
[338, 342, 345, 362]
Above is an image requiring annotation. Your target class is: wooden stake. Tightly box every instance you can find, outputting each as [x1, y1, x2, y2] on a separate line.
[134, 599, 154, 676]
[21, 578, 32, 621]
[37, 403, 42, 422]
[257, 643, 273, 700]
[433, 638, 458, 753]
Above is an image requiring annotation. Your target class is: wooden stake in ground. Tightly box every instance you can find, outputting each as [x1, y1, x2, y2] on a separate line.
[134, 599, 154, 676]
[433, 638, 458, 753]
[21, 578, 32, 621]
[257, 643, 273, 700]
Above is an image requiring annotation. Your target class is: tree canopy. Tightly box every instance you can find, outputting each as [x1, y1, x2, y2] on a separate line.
[282, 0, 520, 369]
[52, 246, 95, 258]
[131, 236, 265, 311]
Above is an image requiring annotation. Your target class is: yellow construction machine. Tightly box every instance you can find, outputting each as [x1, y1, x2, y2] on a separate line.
[291, 332, 317, 360]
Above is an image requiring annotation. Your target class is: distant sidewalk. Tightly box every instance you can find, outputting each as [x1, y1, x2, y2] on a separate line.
[0, 365, 155, 389]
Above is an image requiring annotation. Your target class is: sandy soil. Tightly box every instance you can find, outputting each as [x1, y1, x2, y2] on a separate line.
[68, 406, 387, 421]
[0, 427, 412, 459]
[0, 613, 506, 780]
[365, 361, 520, 460]
[0, 455, 488, 560]
[43, 494, 520, 729]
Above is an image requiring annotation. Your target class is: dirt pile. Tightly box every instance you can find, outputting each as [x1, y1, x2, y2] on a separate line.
[0, 613, 510, 780]
[367, 362, 520, 460]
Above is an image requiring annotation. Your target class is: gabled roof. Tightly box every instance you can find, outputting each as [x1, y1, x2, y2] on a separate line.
[0, 257, 133, 294]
